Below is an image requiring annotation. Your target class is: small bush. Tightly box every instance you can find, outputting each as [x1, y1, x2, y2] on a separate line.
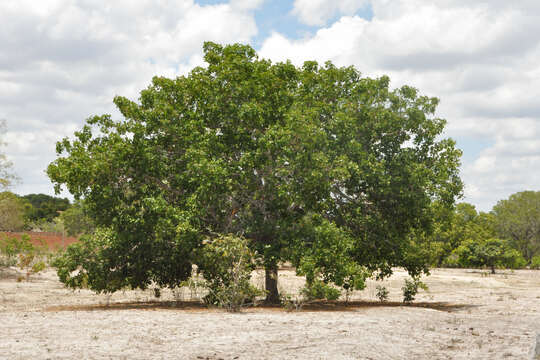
[531, 256, 540, 270]
[31, 261, 46, 274]
[197, 234, 264, 312]
[1, 235, 33, 266]
[301, 279, 341, 301]
[402, 277, 428, 303]
[280, 292, 306, 311]
[376, 285, 389, 302]
[1, 234, 47, 280]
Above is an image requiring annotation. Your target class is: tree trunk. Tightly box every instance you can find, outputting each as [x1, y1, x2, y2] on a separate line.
[265, 264, 280, 304]
[491, 265, 496, 274]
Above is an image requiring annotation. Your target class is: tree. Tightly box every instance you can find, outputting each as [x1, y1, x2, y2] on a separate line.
[21, 194, 70, 223]
[428, 202, 507, 267]
[492, 191, 540, 263]
[59, 200, 95, 237]
[47, 42, 462, 301]
[453, 237, 525, 274]
[0, 192, 27, 231]
[0, 119, 18, 190]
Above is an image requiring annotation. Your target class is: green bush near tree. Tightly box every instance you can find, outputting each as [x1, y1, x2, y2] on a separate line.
[196, 234, 264, 311]
[530, 256, 540, 270]
[402, 277, 428, 303]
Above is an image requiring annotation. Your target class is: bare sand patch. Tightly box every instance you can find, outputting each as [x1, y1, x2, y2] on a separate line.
[1, 267, 539, 359]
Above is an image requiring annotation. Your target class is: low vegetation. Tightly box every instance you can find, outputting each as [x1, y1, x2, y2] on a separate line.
[0, 234, 49, 281]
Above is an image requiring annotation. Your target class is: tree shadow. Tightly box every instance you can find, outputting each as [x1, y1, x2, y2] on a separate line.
[46, 299, 478, 313]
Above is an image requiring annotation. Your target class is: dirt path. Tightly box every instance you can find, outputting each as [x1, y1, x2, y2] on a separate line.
[1, 268, 539, 359]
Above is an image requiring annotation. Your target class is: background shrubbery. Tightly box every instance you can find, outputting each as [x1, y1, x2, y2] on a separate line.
[0, 234, 49, 280]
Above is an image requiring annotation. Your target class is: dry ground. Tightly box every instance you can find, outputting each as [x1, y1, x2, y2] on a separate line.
[1, 267, 539, 359]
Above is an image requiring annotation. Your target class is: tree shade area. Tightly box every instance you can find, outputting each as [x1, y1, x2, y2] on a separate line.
[47, 42, 464, 301]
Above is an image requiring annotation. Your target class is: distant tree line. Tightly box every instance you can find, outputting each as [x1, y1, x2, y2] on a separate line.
[429, 190, 540, 272]
[0, 192, 94, 237]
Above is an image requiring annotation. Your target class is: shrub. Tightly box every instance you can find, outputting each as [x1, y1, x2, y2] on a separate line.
[376, 285, 389, 302]
[531, 256, 540, 270]
[402, 277, 428, 303]
[453, 238, 526, 273]
[197, 234, 264, 312]
[1, 234, 47, 280]
[53, 228, 130, 293]
[280, 292, 306, 311]
[300, 279, 341, 301]
[1, 234, 33, 266]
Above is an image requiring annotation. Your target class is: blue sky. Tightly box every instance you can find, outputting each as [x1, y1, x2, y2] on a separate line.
[1, 0, 540, 211]
[196, 0, 373, 46]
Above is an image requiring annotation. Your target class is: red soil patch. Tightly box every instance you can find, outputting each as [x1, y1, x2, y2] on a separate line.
[0, 231, 78, 250]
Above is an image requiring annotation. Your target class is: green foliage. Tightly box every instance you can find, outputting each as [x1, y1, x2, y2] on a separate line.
[31, 260, 46, 274]
[0, 119, 19, 190]
[300, 279, 341, 301]
[53, 228, 137, 293]
[0, 234, 34, 266]
[0, 234, 47, 279]
[279, 291, 309, 311]
[47, 42, 462, 299]
[428, 202, 498, 267]
[530, 256, 540, 270]
[493, 191, 540, 263]
[59, 201, 95, 236]
[402, 277, 428, 303]
[376, 285, 389, 302]
[291, 214, 370, 293]
[21, 193, 70, 224]
[0, 192, 27, 231]
[197, 234, 263, 311]
[452, 238, 526, 273]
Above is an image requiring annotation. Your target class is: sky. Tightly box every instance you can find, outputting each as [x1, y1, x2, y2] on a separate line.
[1, 0, 540, 212]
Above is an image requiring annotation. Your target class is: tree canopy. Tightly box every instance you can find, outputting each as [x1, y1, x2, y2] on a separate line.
[59, 200, 95, 237]
[493, 191, 540, 262]
[47, 42, 463, 301]
[21, 193, 70, 223]
[0, 191, 27, 231]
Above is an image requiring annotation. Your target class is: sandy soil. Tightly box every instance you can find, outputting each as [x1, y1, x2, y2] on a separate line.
[1, 267, 539, 359]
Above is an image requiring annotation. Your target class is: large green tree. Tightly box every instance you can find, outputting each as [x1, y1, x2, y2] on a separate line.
[47, 43, 462, 301]
[493, 191, 540, 263]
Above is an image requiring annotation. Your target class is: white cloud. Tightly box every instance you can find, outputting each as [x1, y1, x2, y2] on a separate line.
[260, 0, 540, 210]
[292, 0, 368, 26]
[0, 0, 260, 196]
[230, 0, 264, 11]
[3, 0, 540, 213]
